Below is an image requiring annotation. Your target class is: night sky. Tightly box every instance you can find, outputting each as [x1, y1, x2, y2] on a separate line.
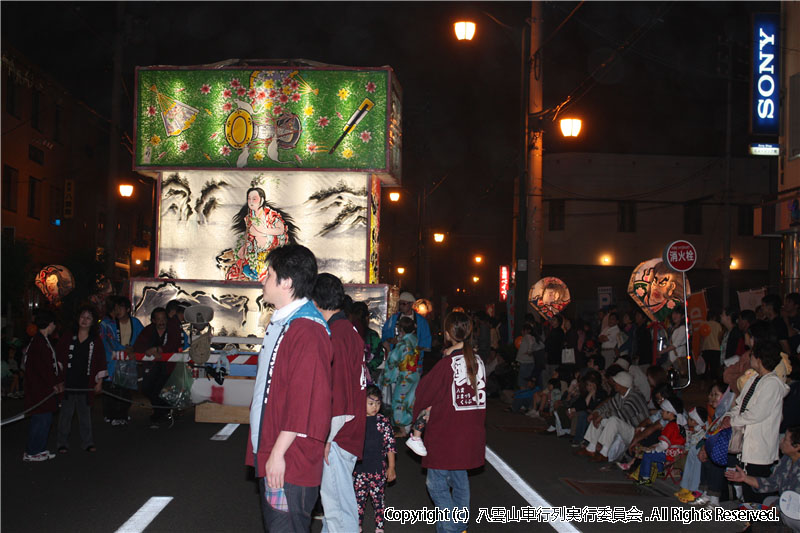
[1, 1, 777, 304]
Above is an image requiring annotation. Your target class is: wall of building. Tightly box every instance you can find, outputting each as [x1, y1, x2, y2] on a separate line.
[541, 152, 772, 311]
[2, 48, 150, 274]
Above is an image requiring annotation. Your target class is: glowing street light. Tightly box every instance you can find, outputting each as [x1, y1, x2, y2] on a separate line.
[454, 21, 476, 41]
[474, 255, 483, 264]
[433, 233, 445, 243]
[472, 276, 480, 283]
[730, 258, 739, 269]
[119, 184, 134, 197]
[396, 266, 406, 275]
[560, 118, 582, 137]
[600, 254, 613, 266]
[389, 191, 400, 202]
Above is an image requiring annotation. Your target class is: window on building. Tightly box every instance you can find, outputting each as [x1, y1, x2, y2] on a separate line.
[49, 186, 62, 226]
[790, 73, 800, 160]
[54, 105, 62, 143]
[2, 165, 19, 212]
[548, 199, 565, 231]
[28, 144, 44, 165]
[617, 201, 636, 232]
[683, 202, 702, 234]
[31, 90, 41, 131]
[6, 78, 19, 117]
[28, 177, 41, 219]
[737, 204, 754, 236]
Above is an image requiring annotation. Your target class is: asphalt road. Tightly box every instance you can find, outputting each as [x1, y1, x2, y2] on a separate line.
[1, 394, 749, 532]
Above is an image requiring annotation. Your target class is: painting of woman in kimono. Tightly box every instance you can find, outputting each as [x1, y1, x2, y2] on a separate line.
[224, 187, 298, 281]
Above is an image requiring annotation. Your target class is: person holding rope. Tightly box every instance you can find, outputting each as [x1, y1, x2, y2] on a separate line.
[134, 307, 182, 429]
[55, 304, 106, 453]
[100, 296, 144, 426]
[21, 309, 64, 462]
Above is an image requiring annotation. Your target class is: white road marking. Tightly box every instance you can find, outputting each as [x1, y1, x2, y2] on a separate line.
[114, 496, 173, 533]
[485, 446, 582, 533]
[211, 423, 240, 441]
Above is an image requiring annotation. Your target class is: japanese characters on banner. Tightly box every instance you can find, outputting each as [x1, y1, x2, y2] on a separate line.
[529, 277, 571, 320]
[157, 171, 370, 283]
[628, 258, 691, 322]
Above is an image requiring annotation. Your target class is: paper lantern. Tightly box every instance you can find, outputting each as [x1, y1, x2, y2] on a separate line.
[34, 265, 75, 305]
[628, 258, 690, 322]
[529, 277, 571, 320]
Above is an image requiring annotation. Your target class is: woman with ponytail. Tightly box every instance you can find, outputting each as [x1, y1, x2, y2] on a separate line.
[411, 311, 486, 532]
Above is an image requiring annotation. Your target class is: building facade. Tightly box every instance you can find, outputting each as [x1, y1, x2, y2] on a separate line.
[542, 152, 772, 315]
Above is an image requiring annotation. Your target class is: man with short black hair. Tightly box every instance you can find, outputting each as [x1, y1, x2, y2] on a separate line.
[100, 296, 144, 426]
[762, 294, 790, 355]
[246, 245, 333, 532]
[312, 273, 366, 533]
[134, 307, 181, 428]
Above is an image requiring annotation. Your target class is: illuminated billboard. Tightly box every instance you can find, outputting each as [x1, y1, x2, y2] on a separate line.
[751, 13, 779, 136]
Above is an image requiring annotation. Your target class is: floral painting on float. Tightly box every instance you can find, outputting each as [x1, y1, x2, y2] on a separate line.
[628, 258, 690, 322]
[135, 66, 401, 182]
[529, 277, 570, 320]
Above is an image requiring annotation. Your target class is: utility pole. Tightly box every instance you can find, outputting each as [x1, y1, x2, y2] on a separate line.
[526, 1, 544, 308]
[105, 2, 125, 281]
[721, 37, 733, 308]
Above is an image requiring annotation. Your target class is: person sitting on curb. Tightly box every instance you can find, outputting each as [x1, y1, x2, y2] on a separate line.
[576, 371, 649, 463]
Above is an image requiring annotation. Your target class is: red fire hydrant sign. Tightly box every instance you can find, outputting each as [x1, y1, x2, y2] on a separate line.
[663, 240, 697, 272]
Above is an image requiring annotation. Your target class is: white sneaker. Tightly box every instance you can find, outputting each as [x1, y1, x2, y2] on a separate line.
[546, 425, 557, 433]
[405, 436, 428, 456]
[23, 451, 55, 462]
[525, 409, 540, 418]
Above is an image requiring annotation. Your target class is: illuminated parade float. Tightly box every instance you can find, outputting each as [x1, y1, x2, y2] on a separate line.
[131, 63, 402, 420]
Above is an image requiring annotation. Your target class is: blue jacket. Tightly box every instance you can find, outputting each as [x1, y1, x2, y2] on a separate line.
[100, 316, 144, 379]
[381, 311, 431, 350]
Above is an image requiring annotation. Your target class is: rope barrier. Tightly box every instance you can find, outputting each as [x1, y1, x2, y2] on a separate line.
[1, 386, 180, 427]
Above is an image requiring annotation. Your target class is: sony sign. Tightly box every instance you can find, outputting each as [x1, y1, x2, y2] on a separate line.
[751, 13, 779, 136]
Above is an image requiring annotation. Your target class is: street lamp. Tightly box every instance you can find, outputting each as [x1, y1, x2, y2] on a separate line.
[472, 276, 480, 283]
[560, 118, 582, 137]
[389, 191, 400, 202]
[474, 255, 483, 264]
[600, 254, 613, 266]
[454, 21, 476, 41]
[433, 232, 445, 243]
[397, 266, 406, 275]
[119, 184, 134, 197]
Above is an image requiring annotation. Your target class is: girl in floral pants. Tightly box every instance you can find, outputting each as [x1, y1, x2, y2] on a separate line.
[354, 385, 396, 532]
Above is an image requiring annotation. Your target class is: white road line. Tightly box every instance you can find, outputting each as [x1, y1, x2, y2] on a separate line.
[485, 446, 582, 533]
[114, 496, 173, 533]
[211, 423, 240, 441]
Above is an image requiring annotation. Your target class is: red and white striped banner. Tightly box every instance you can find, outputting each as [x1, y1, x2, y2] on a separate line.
[113, 351, 258, 365]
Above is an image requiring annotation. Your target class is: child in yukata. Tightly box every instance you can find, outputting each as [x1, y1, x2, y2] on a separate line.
[353, 385, 396, 533]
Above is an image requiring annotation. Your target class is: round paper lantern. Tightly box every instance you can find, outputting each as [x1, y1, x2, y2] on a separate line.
[34, 265, 75, 305]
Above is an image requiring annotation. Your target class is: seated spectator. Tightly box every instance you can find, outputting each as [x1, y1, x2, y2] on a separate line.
[674, 406, 709, 502]
[725, 426, 800, 531]
[645, 365, 669, 409]
[528, 377, 562, 419]
[634, 396, 687, 485]
[576, 371, 649, 462]
[567, 371, 606, 446]
[624, 384, 673, 458]
[688, 381, 735, 506]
